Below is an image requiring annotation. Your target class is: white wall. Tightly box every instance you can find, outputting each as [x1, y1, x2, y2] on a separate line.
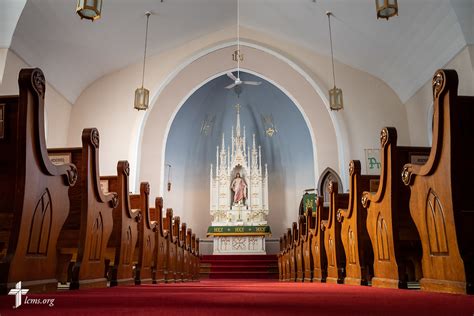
[0, 49, 72, 147]
[405, 45, 474, 146]
[67, 26, 409, 239]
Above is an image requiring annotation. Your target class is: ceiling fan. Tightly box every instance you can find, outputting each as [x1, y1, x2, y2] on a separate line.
[225, 0, 261, 90]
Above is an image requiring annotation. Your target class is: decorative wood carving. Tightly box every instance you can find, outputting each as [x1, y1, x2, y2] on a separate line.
[150, 197, 168, 283]
[101, 161, 141, 286]
[309, 197, 328, 282]
[129, 182, 157, 285]
[321, 181, 349, 284]
[49, 128, 117, 290]
[402, 69, 473, 294]
[362, 127, 429, 289]
[0, 68, 76, 293]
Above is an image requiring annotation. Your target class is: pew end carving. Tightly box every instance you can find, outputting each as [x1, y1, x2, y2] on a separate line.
[362, 127, 428, 289]
[402, 69, 474, 295]
[0, 68, 77, 293]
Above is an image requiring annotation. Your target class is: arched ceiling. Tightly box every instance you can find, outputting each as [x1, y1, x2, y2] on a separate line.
[5, 0, 474, 103]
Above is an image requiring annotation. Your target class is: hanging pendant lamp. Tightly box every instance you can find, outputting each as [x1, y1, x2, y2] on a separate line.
[76, 0, 102, 21]
[376, 0, 398, 20]
[134, 12, 151, 111]
[326, 11, 343, 111]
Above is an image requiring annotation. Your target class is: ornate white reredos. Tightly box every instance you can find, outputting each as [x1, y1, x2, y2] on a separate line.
[210, 104, 269, 226]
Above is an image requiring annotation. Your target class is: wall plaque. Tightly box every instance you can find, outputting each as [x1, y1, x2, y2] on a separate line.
[48, 153, 71, 165]
[365, 149, 381, 175]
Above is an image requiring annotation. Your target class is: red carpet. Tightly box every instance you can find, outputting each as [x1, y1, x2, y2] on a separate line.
[1, 280, 473, 315]
[200, 255, 279, 279]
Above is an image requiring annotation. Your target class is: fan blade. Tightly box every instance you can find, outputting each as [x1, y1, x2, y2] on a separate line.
[225, 83, 237, 89]
[227, 72, 238, 81]
[243, 81, 262, 86]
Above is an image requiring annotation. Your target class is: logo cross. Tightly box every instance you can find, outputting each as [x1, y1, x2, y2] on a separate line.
[8, 281, 29, 308]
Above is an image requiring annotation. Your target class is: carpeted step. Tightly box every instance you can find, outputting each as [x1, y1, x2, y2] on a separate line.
[200, 254, 279, 280]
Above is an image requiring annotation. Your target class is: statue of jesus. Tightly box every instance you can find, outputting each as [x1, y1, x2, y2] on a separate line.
[231, 172, 247, 204]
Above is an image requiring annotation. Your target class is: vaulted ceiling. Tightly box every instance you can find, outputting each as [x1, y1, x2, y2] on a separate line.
[3, 0, 473, 103]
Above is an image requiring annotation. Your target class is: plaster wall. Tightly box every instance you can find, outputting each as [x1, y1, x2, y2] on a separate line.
[405, 44, 474, 146]
[0, 49, 72, 147]
[67, 26, 409, 238]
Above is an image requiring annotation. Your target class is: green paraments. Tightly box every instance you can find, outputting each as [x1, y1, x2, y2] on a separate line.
[207, 225, 272, 236]
[303, 193, 317, 213]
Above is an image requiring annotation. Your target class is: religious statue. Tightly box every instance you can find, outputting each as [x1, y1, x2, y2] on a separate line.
[231, 172, 247, 204]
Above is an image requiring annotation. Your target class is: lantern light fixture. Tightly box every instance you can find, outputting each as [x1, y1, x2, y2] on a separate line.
[376, 0, 398, 20]
[134, 12, 151, 111]
[76, 0, 102, 21]
[326, 11, 343, 111]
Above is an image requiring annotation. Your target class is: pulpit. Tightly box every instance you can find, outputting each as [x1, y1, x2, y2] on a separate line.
[207, 105, 271, 254]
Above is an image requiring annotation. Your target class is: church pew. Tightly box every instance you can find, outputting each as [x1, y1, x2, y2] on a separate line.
[284, 228, 292, 281]
[295, 215, 306, 282]
[321, 181, 349, 284]
[163, 209, 177, 282]
[172, 216, 182, 282]
[302, 211, 314, 282]
[0, 68, 77, 293]
[289, 223, 298, 282]
[362, 127, 429, 289]
[176, 221, 186, 282]
[402, 69, 474, 295]
[150, 197, 168, 283]
[129, 182, 157, 285]
[100, 161, 141, 286]
[192, 235, 200, 281]
[337, 160, 377, 286]
[308, 197, 329, 282]
[185, 228, 193, 282]
[48, 128, 118, 289]
[278, 237, 284, 281]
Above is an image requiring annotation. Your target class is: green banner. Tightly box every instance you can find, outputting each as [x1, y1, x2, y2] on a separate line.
[302, 193, 317, 214]
[207, 225, 271, 236]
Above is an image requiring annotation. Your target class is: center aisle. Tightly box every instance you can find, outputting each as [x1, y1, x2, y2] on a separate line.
[1, 280, 473, 315]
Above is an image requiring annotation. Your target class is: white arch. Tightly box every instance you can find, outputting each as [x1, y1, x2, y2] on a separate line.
[131, 41, 350, 194]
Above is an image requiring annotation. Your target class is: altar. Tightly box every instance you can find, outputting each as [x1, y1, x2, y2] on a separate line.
[207, 105, 271, 255]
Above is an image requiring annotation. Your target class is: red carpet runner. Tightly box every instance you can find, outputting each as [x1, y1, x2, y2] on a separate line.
[1, 280, 473, 315]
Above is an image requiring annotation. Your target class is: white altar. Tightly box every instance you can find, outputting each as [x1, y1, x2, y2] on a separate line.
[207, 104, 271, 254]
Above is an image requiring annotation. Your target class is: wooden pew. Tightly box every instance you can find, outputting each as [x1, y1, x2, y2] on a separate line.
[150, 197, 168, 283]
[192, 234, 200, 281]
[309, 197, 328, 282]
[176, 221, 186, 282]
[0, 68, 77, 293]
[362, 127, 429, 289]
[321, 181, 349, 284]
[185, 228, 192, 282]
[289, 223, 298, 281]
[284, 228, 292, 281]
[48, 128, 117, 289]
[100, 161, 141, 286]
[295, 215, 306, 282]
[302, 211, 314, 282]
[172, 216, 182, 282]
[278, 237, 284, 281]
[337, 160, 377, 285]
[402, 69, 474, 294]
[129, 182, 157, 285]
[163, 209, 177, 283]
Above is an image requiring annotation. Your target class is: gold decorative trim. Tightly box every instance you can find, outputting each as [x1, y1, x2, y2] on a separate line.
[401, 166, 412, 186]
[380, 128, 389, 147]
[361, 192, 370, 208]
[432, 70, 446, 99]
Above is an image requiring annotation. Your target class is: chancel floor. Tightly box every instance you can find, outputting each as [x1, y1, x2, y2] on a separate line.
[1, 280, 473, 315]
